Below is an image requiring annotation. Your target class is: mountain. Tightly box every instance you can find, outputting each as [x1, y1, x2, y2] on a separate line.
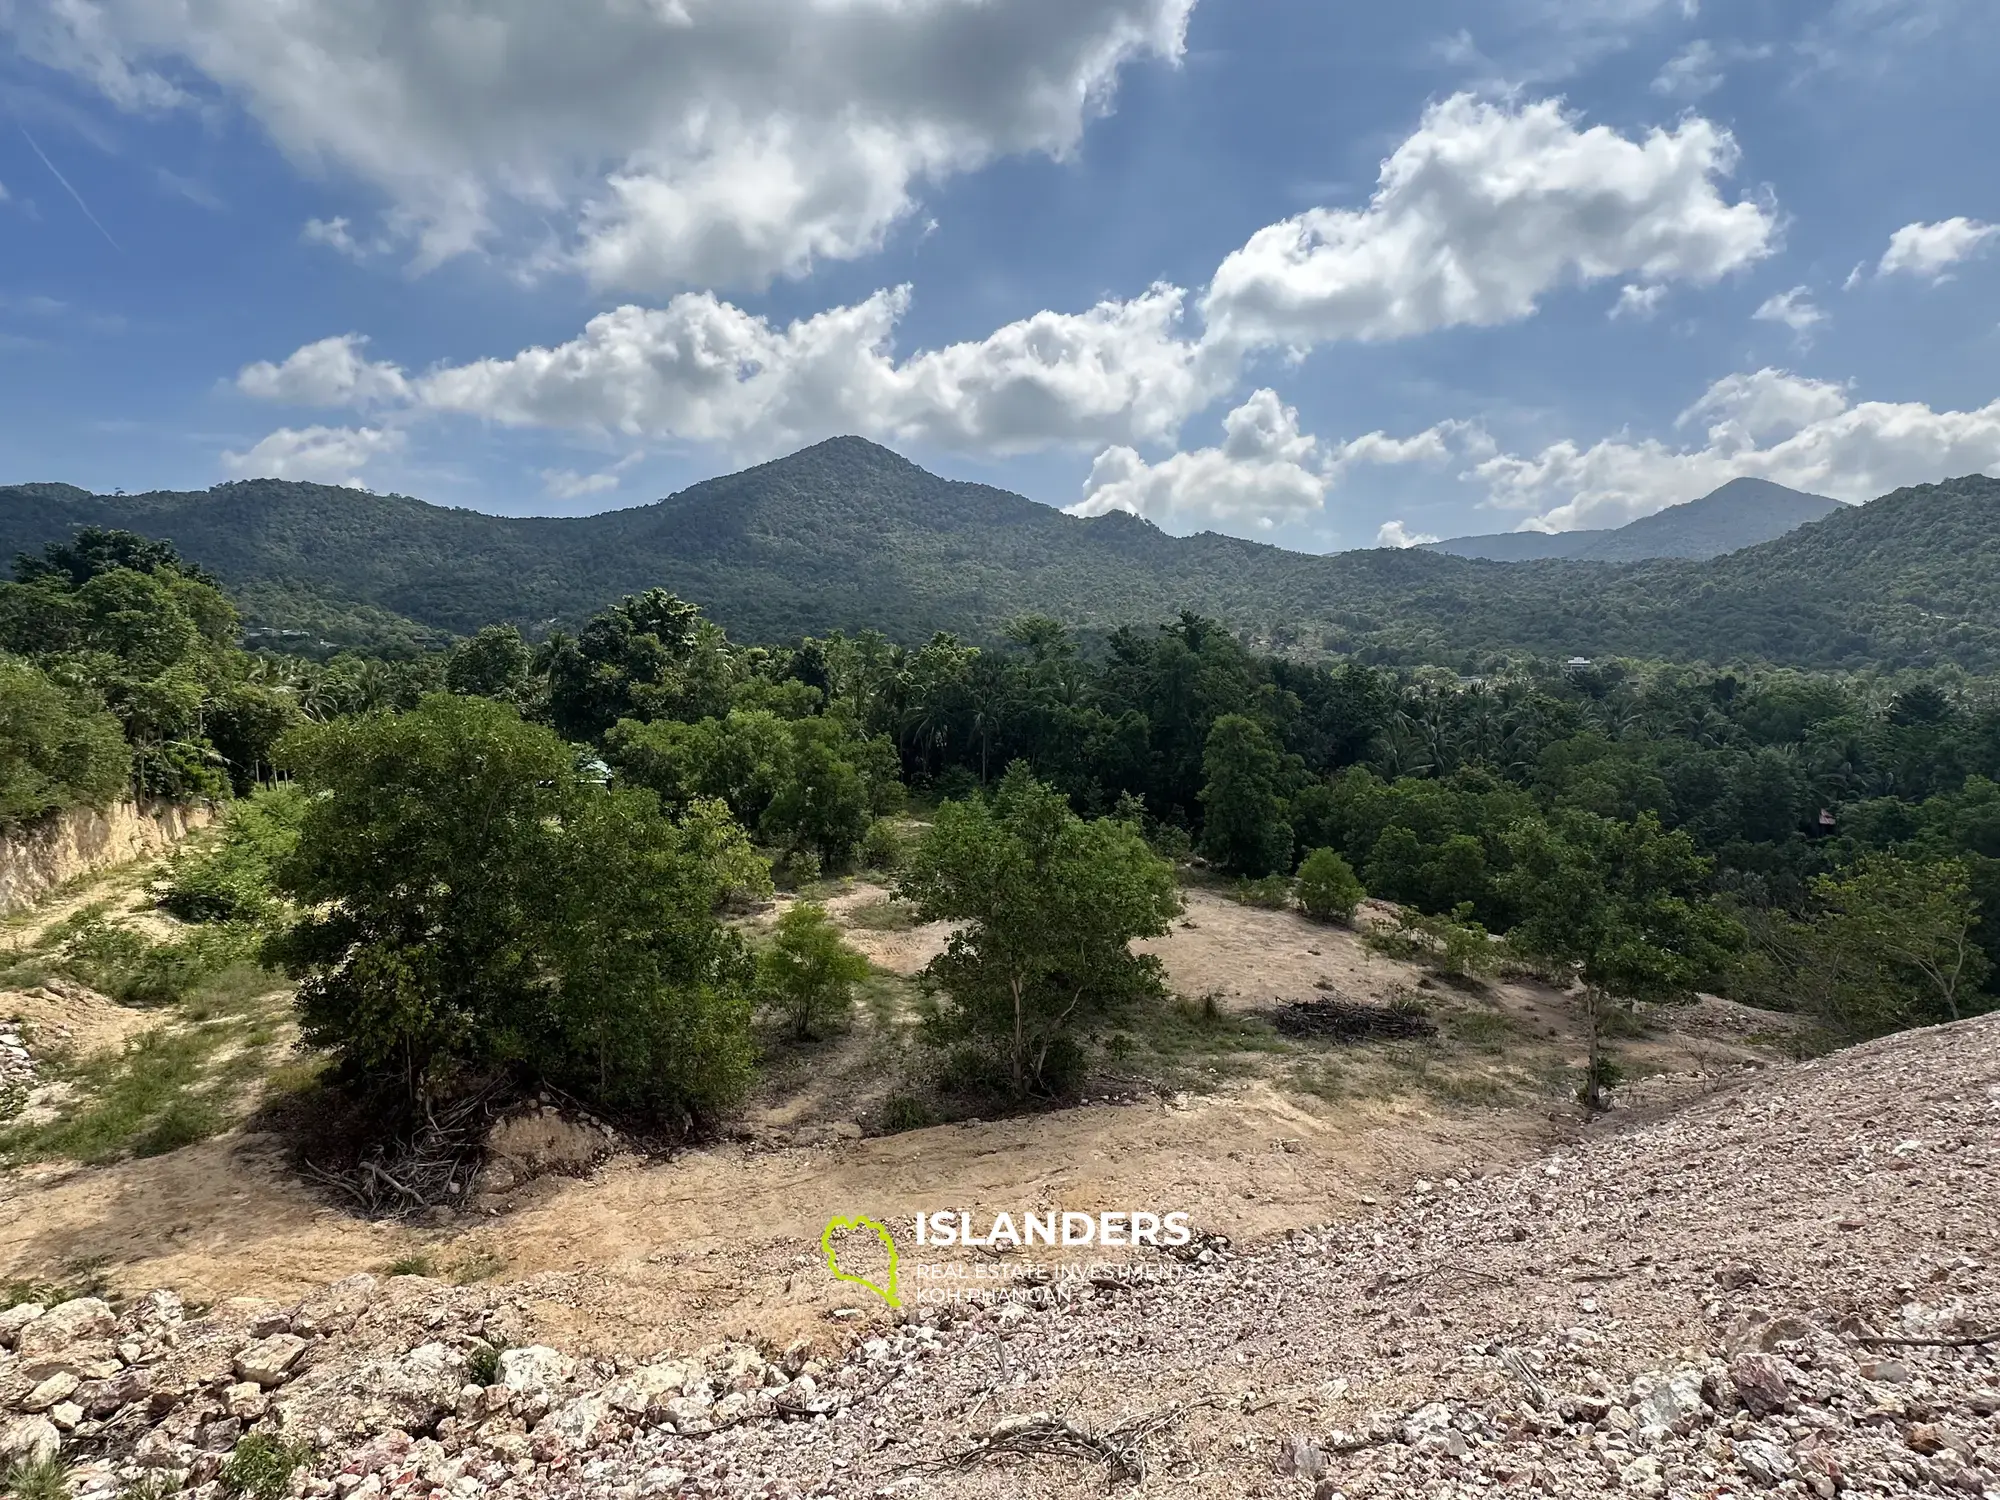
[1423, 477, 1846, 563]
[3, 440, 1997, 671]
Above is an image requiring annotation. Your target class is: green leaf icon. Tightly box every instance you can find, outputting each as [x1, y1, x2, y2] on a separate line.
[821, 1215, 901, 1307]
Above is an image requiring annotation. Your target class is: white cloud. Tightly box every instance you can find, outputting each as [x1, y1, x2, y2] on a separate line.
[1652, 39, 1724, 97]
[1472, 368, 2000, 530]
[1066, 390, 1329, 531]
[540, 467, 622, 501]
[13, 0, 1192, 290]
[236, 94, 1779, 465]
[1063, 397, 1489, 534]
[236, 334, 411, 408]
[1753, 286, 1826, 335]
[301, 216, 381, 260]
[1676, 368, 1851, 441]
[1611, 283, 1669, 320]
[1201, 94, 1775, 352]
[411, 283, 1218, 458]
[1876, 218, 2000, 282]
[220, 425, 403, 485]
[1376, 520, 1441, 549]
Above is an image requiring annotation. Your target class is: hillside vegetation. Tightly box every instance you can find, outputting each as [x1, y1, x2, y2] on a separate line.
[3, 445, 1997, 669]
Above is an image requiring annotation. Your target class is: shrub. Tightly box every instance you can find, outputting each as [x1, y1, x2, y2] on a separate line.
[0, 656, 130, 827]
[860, 818, 905, 871]
[219, 1433, 312, 1500]
[758, 903, 870, 1039]
[3, 1454, 68, 1500]
[1229, 874, 1293, 910]
[1295, 847, 1365, 922]
[158, 783, 305, 925]
[1364, 904, 1500, 981]
[265, 696, 758, 1120]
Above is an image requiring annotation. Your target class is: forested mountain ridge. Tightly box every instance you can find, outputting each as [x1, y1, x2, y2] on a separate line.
[1423, 477, 1844, 563]
[3, 441, 1997, 670]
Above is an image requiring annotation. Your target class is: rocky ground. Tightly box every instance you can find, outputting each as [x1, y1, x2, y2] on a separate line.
[1, 1013, 1993, 1498]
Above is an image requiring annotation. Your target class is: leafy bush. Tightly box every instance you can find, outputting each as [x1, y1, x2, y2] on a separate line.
[266, 696, 758, 1119]
[878, 1093, 935, 1132]
[758, 903, 870, 1039]
[860, 817, 906, 871]
[158, 783, 305, 924]
[899, 764, 1181, 1097]
[219, 1433, 313, 1500]
[43, 910, 261, 1007]
[1364, 903, 1500, 981]
[1229, 874, 1293, 910]
[1295, 847, 1365, 922]
[0, 655, 130, 827]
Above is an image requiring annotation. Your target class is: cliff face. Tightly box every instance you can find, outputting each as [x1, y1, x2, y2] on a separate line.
[0, 801, 215, 915]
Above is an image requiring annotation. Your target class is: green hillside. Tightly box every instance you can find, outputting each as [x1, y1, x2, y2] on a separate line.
[3, 439, 1996, 670]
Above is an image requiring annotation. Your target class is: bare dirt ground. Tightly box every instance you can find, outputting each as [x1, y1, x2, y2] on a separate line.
[0, 861, 1794, 1371]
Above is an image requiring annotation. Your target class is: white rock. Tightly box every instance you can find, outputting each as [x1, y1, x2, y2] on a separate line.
[601, 1361, 692, 1416]
[22, 1371, 80, 1411]
[234, 1333, 308, 1387]
[1630, 1368, 1707, 1437]
[15, 1297, 115, 1356]
[498, 1345, 574, 1396]
[0, 1413, 61, 1463]
[540, 1392, 613, 1449]
[0, 1303, 46, 1349]
[1735, 1437, 1793, 1486]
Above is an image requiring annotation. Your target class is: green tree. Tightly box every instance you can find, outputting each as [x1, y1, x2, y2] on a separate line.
[1295, 847, 1365, 922]
[1198, 714, 1295, 876]
[0, 656, 130, 824]
[445, 624, 534, 703]
[1810, 854, 1989, 1033]
[759, 903, 871, 1039]
[265, 695, 757, 1118]
[897, 763, 1182, 1096]
[1503, 810, 1742, 1111]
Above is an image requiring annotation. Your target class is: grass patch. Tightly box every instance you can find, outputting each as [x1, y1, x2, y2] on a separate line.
[843, 898, 918, 932]
[219, 1433, 312, 1500]
[3, 1453, 68, 1500]
[1444, 1007, 1520, 1052]
[383, 1253, 437, 1278]
[0, 928, 294, 1167]
[450, 1248, 507, 1284]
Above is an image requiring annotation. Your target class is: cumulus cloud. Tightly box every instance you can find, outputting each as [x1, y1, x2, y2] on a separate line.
[1876, 218, 2000, 281]
[1064, 396, 1489, 534]
[13, 0, 1192, 289]
[1376, 520, 1442, 549]
[220, 425, 403, 485]
[1473, 368, 2000, 530]
[1065, 389, 1329, 531]
[1611, 283, 1669, 320]
[236, 334, 410, 407]
[1201, 94, 1775, 352]
[1753, 286, 1827, 336]
[238, 94, 1777, 466]
[411, 283, 1218, 459]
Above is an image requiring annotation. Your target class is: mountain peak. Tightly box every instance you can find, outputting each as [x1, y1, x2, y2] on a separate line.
[1423, 476, 1844, 563]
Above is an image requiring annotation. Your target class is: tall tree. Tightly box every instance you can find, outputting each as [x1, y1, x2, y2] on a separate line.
[1503, 810, 1742, 1111]
[1810, 854, 1989, 1032]
[897, 763, 1181, 1096]
[1198, 714, 1296, 877]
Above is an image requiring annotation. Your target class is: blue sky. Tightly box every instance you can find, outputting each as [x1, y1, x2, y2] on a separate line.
[2, 0, 1997, 553]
